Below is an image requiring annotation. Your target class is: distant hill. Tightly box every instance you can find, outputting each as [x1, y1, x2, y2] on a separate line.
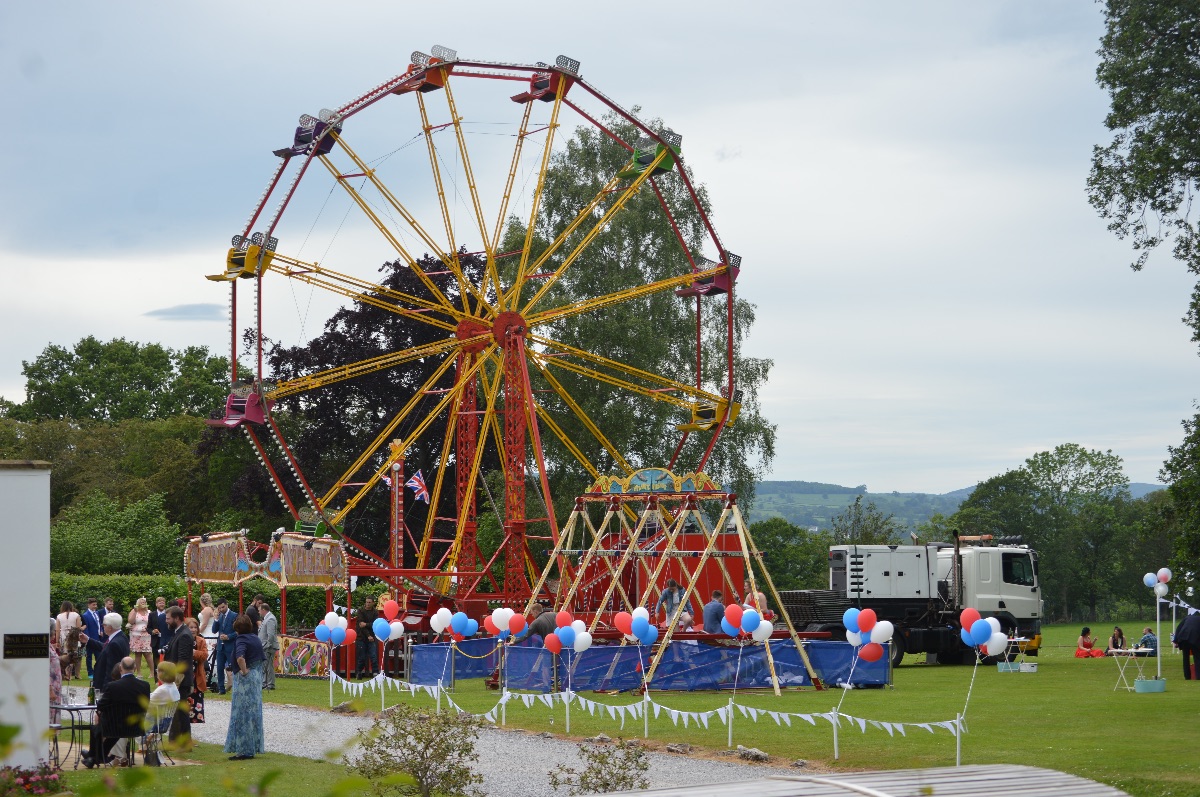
[751, 480, 1167, 530]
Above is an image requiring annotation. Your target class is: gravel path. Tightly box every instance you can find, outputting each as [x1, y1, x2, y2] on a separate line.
[191, 700, 784, 797]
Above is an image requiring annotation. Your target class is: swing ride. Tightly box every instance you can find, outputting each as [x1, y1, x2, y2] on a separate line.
[203, 47, 780, 669]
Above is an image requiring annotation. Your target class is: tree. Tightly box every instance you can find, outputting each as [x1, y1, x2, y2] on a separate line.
[748, 517, 831, 591]
[50, 491, 183, 575]
[1162, 410, 1200, 582]
[1089, 2, 1200, 346]
[7, 337, 231, 421]
[1024, 444, 1130, 507]
[347, 701, 483, 797]
[830, 495, 901, 545]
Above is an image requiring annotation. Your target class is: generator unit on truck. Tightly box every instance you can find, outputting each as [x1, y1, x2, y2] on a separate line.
[778, 535, 1043, 665]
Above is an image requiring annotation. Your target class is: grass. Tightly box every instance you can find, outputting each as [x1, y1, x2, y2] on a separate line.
[54, 742, 371, 797]
[197, 621, 1200, 797]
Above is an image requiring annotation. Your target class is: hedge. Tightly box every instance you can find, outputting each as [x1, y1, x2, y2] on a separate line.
[50, 573, 392, 630]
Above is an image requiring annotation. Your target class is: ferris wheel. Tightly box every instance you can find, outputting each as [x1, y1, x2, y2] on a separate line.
[206, 47, 743, 606]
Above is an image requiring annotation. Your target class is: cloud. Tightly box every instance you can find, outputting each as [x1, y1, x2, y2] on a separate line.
[144, 303, 226, 322]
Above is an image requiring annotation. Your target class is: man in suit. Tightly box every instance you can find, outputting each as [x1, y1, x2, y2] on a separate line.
[83, 613, 129, 693]
[161, 606, 195, 745]
[213, 598, 237, 694]
[83, 657, 150, 767]
[81, 598, 104, 678]
[1175, 612, 1200, 680]
[150, 596, 175, 656]
[257, 600, 279, 690]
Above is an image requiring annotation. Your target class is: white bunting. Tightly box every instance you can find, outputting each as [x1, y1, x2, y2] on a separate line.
[681, 712, 690, 728]
[881, 722, 894, 737]
[916, 723, 933, 733]
[770, 711, 781, 726]
[619, 706, 626, 730]
[653, 702, 662, 719]
[522, 695, 534, 708]
[781, 713, 791, 727]
[716, 707, 727, 725]
[737, 704, 749, 719]
[895, 723, 906, 737]
[670, 710, 679, 726]
[798, 713, 815, 726]
[855, 717, 867, 733]
[941, 721, 958, 737]
[484, 711, 495, 723]
[607, 705, 617, 720]
[699, 712, 710, 729]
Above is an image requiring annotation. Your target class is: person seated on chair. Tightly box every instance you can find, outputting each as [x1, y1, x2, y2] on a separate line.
[1136, 627, 1157, 657]
[82, 657, 150, 768]
[148, 661, 181, 736]
[1074, 627, 1105, 658]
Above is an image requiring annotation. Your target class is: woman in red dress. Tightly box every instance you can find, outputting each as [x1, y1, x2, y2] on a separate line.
[1075, 627, 1105, 658]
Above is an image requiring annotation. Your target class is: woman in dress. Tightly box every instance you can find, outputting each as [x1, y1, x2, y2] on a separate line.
[1106, 626, 1127, 654]
[56, 601, 82, 678]
[49, 618, 62, 725]
[128, 597, 154, 675]
[224, 614, 265, 761]
[1075, 626, 1105, 658]
[184, 616, 207, 725]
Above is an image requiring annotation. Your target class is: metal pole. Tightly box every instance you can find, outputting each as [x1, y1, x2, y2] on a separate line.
[437, 678, 443, 714]
[1157, 598, 1163, 680]
[329, 668, 333, 708]
[832, 708, 839, 760]
[643, 691, 649, 739]
[956, 713, 962, 766]
[727, 697, 734, 748]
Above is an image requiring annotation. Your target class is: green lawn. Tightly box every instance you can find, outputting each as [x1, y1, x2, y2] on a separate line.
[201, 621, 1200, 797]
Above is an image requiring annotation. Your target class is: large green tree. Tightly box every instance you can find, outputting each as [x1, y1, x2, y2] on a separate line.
[748, 517, 832, 592]
[1089, 1, 1200, 344]
[829, 495, 901, 545]
[50, 491, 183, 575]
[1162, 410, 1200, 574]
[5, 336, 231, 421]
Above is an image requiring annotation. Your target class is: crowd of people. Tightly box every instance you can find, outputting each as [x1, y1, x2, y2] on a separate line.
[51, 593, 276, 767]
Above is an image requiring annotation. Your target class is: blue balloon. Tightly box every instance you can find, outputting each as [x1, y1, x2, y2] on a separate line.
[970, 619, 992, 646]
[631, 616, 650, 638]
[741, 609, 761, 633]
[721, 617, 739, 638]
[641, 625, 659, 646]
[314, 624, 331, 642]
[373, 617, 391, 641]
[450, 612, 468, 634]
[464, 619, 479, 637]
[330, 626, 346, 645]
[1143, 572, 1158, 588]
[960, 628, 974, 648]
[499, 629, 510, 640]
[842, 608, 860, 634]
[557, 626, 576, 648]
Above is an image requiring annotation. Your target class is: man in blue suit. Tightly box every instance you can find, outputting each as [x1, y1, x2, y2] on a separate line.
[80, 598, 104, 678]
[213, 598, 237, 694]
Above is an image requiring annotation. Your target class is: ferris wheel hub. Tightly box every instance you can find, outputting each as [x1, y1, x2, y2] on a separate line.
[455, 318, 492, 353]
[491, 311, 528, 345]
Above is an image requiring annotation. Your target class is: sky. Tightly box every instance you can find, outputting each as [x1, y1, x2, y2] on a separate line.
[1, 2, 1196, 494]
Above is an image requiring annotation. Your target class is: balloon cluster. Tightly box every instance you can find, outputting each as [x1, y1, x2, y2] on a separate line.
[613, 608, 659, 646]
[957, 608, 1007, 656]
[842, 608, 894, 662]
[427, 607, 477, 641]
[316, 611, 357, 646]
[720, 604, 774, 642]
[543, 611, 594, 654]
[483, 607, 527, 639]
[1144, 567, 1172, 598]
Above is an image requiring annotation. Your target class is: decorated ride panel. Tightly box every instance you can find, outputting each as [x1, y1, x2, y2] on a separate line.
[587, 468, 722, 495]
[184, 532, 348, 588]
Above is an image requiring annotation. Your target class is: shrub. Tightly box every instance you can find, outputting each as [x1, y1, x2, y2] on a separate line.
[0, 762, 65, 796]
[548, 739, 650, 795]
[50, 491, 181, 575]
[346, 701, 483, 797]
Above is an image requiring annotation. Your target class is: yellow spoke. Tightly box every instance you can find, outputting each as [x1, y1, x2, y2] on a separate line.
[417, 371, 462, 569]
[269, 335, 477, 400]
[270, 252, 458, 323]
[527, 265, 723, 327]
[526, 355, 633, 474]
[529, 334, 722, 405]
[329, 346, 496, 525]
[500, 175, 621, 308]
[414, 93, 474, 310]
[520, 148, 669, 315]
[492, 101, 533, 256]
[508, 87, 567, 309]
[320, 351, 461, 509]
[317, 153, 456, 312]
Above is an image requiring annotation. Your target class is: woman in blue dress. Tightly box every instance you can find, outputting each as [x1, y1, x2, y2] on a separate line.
[224, 614, 266, 760]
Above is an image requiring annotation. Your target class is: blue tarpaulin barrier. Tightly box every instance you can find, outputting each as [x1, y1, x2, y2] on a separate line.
[410, 637, 499, 685]
[498, 639, 889, 693]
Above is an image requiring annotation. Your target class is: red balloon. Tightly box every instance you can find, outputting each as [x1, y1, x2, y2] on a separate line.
[509, 614, 527, 634]
[544, 634, 563, 654]
[857, 608, 877, 633]
[859, 642, 884, 662]
[483, 617, 498, 635]
[555, 611, 573, 628]
[960, 608, 981, 630]
[614, 612, 633, 635]
[724, 604, 744, 628]
[344, 628, 357, 646]
[382, 600, 400, 622]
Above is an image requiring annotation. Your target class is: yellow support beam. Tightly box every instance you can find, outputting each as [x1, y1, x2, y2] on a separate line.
[508, 87, 567, 309]
[526, 265, 724, 327]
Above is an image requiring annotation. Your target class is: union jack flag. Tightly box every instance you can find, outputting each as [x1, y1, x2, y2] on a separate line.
[406, 470, 430, 503]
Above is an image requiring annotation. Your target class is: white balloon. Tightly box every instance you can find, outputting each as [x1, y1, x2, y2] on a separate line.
[1158, 567, 1173, 584]
[436, 607, 453, 623]
[389, 620, 404, 640]
[986, 631, 1008, 657]
[573, 631, 593, 653]
[571, 620, 586, 634]
[430, 615, 447, 633]
[845, 630, 863, 647]
[498, 608, 515, 630]
[870, 620, 895, 645]
[337, 616, 349, 630]
[752, 621, 773, 642]
[324, 611, 339, 627]
[1154, 582, 1170, 598]
[986, 617, 1002, 635]
[632, 607, 650, 621]
[491, 608, 506, 630]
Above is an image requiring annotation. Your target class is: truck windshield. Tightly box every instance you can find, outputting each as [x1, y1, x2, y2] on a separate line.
[1002, 552, 1035, 587]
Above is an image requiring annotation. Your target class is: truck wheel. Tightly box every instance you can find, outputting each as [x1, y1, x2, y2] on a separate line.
[890, 634, 905, 668]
